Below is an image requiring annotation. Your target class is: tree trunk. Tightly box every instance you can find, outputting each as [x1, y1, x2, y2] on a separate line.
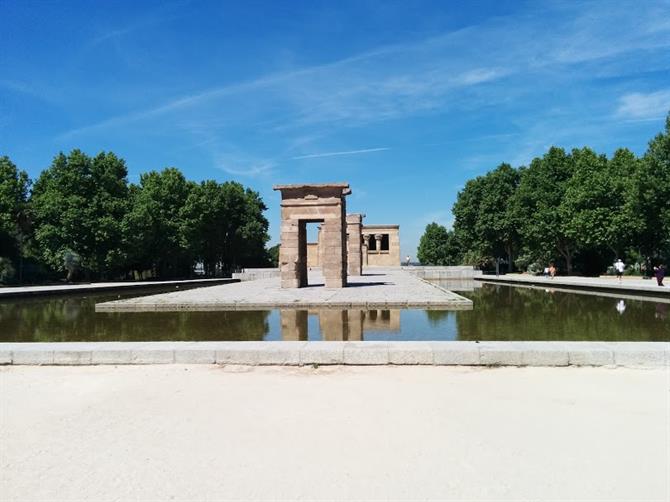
[558, 245, 573, 275]
[565, 252, 573, 275]
[506, 244, 514, 273]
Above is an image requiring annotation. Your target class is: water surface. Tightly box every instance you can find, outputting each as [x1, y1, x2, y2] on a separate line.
[1, 281, 667, 342]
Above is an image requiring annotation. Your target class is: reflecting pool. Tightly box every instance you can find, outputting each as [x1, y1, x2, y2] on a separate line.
[0, 282, 668, 342]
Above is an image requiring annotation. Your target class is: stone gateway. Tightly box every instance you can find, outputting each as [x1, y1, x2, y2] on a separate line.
[273, 182, 401, 289]
[273, 183, 351, 288]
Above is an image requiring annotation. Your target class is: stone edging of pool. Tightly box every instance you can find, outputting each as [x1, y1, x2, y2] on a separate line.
[0, 278, 239, 299]
[475, 274, 670, 298]
[1, 341, 668, 368]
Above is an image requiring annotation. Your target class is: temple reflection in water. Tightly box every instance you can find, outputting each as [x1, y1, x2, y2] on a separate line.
[280, 309, 400, 341]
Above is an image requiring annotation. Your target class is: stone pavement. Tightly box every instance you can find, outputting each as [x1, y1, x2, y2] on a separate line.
[95, 268, 472, 311]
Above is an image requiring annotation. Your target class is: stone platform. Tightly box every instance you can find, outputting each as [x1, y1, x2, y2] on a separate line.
[95, 268, 472, 311]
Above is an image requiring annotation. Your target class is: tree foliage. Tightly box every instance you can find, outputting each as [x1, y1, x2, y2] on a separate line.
[0, 150, 271, 283]
[453, 163, 521, 268]
[417, 222, 459, 265]
[180, 180, 269, 275]
[30, 150, 129, 279]
[423, 111, 670, 275]
[122, 168, 193, 278]
[0, 156, 30, 268]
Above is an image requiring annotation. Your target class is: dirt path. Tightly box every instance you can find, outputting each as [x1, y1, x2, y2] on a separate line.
[2, 365, 668, 501]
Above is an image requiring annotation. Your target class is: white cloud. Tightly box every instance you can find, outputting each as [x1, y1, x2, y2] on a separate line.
[291, 147, 389, 160]
[454, 68, 507, 85]
[616, 90, 670, 120]
[54, 0, 670, 169]
[218, 161, 275, 177]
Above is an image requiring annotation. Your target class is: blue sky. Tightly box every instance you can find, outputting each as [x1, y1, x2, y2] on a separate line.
[2, 0, 670, 258]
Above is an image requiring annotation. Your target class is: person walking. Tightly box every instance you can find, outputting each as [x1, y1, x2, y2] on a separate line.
[654, 265, 665, 286]
[405, 255, 411, 266]
[548, 263, 556, 279]
[614, 258, 625, 283]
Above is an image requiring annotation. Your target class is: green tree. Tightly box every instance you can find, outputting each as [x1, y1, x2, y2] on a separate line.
[180, 180, 269, 275]
[267, 244, 280, 267]
[123, 167, 194, 278]
[561, 148, 638, 258]
[453, 163, 521, 269]
[514, 147, 578, 274]
[30, 150, 129, 279]
[417, 222, 459, 265]
[632, 113, 670, 265]
[0, 156, 30, 277]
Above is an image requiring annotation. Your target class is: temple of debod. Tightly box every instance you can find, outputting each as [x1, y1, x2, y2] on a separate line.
[273, 182, 401, 289]
[96, 182, 473, 310]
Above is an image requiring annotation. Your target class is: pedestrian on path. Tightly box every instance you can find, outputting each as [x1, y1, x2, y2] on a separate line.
[614, 259, 625, 282]
[548, 264, 557, 279]
[654, 265, 665, 286]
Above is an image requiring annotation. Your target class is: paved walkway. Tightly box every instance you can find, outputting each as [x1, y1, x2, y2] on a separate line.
[0, 278, 237, 299]
[2, 365, 667, 501]
[477, 273, 669, 296]
[95, 268, 472, 311]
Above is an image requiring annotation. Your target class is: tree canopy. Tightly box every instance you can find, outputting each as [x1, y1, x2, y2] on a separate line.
[0, 150, 271, 283]
[417, 222, 459, 266]
[419, 111, 670, 275]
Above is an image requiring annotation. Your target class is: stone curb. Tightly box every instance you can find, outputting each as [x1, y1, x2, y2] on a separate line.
[1, 341, 668, 368]
[94, 300, 474, 312]
[0, 278, 239, 299]
[476, 275, 670, 298]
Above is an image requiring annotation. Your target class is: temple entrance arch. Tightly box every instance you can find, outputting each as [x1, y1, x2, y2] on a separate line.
[273, 183, 351, 288]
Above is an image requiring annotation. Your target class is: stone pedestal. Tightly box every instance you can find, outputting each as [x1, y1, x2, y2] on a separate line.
[346, 213, 364, 276]
[273, 183, 351, 288]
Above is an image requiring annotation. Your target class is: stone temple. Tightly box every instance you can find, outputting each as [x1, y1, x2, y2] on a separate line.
[273, 183, 400, 289]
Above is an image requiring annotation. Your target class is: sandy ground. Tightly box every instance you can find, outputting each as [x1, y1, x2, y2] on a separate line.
[1, 365, 668, 501]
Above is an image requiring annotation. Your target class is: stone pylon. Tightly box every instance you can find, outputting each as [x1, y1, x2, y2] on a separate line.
[273, 183, 351, 288]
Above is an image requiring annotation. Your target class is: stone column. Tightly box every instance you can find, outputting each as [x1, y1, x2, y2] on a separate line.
[298, 221, 307, 287]
[362, 234, 370, 265]
[374, 234, 383, 254]
[321, 218, 347, 288]
[278, 220, 302, 288]
[280, 310, 308, 341]
[346, 213, 364, 276]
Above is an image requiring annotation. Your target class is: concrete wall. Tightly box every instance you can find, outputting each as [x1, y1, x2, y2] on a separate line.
[406, 266, 483, 280]
[232, 269, 280, 281]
